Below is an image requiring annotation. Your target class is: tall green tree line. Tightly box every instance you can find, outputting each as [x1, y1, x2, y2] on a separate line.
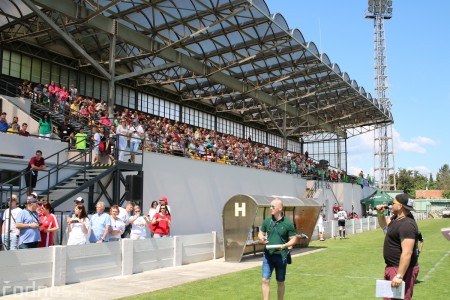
[394, 164, 450, 198]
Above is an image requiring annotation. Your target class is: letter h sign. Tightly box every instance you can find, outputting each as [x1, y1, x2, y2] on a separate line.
[235, 202, 246, 217]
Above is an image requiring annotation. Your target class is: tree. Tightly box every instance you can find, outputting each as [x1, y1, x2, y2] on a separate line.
[436, 164, 450, 190]
[442, 190, 450, 199]
[428, 173, 437, 190]
[395, 168, 428, 197]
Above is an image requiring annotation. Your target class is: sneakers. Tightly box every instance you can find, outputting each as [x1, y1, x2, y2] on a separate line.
[320, 238, 325, 241]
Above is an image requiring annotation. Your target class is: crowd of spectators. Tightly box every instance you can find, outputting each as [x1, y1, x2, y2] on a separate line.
[10, 78, 373, 184]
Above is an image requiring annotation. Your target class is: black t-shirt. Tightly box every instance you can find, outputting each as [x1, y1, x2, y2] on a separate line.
[58, 123, 74, 140]
[383, 217, 418, 267]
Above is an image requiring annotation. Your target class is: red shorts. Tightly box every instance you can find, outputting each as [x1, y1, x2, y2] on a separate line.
[383, 266, 416, 300]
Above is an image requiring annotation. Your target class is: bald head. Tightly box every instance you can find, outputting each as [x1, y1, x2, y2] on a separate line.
[270, 198, 283, 217]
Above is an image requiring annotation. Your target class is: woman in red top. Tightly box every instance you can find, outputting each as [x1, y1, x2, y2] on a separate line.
[38, 202, 60, 247]
[151, 204, 171, 238]
[57, 86, 69, 116]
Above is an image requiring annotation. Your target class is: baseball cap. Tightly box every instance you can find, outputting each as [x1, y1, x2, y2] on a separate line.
[27, 197, 38, 204]
[395, 194, 415, 211]
[160, 196, 168, 204]
[74, 196, 84, 203]
[31, 192, 38, 198]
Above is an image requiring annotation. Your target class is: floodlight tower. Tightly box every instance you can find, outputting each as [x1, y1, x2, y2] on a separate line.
[365, 0, 396, 190]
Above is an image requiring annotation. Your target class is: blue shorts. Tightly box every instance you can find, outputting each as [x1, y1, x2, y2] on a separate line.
[262, 253, 287, 282]
[130, 140, 141, 153]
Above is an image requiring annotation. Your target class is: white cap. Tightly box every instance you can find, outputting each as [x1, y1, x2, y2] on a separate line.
[31, 192, 38, 198]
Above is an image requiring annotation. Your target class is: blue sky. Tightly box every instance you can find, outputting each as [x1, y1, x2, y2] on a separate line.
[264, 0, 450, 179]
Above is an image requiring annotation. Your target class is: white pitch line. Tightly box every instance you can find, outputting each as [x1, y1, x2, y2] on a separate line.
[421, 250, 450, 282]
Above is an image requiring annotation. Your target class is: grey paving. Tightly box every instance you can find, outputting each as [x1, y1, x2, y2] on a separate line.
[2, 248, 324, 299]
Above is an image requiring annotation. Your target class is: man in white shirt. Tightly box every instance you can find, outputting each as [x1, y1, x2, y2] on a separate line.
[1, 195, 22, 250]
[118, 201, 135, 238]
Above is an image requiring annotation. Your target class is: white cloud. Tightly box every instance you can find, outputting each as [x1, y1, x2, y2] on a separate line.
[393, 127, 427, 154]
[411, 136, 437, 145]
[397, 140, 426, 154]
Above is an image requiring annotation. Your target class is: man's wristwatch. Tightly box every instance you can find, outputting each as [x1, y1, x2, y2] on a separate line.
[395, 274, 402, 279]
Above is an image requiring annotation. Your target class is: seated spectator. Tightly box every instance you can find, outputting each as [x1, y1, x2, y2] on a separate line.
[67, 204, 90, 245]
[38, 202, 60, 248]
[33, 84, 44, 102]
[19, 123, 30, 136]
[7, 122, 19, 134]
[0, 112, 9, 132]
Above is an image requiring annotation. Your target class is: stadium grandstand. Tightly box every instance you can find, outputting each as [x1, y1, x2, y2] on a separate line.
[0, 0, 397, 296]
[0, 0, 392, 229]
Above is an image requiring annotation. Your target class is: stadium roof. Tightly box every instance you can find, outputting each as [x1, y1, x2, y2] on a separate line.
[0, 0, 393, 139]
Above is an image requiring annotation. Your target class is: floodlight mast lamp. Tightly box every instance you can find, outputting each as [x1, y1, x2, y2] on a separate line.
[365, 0, 396, 191]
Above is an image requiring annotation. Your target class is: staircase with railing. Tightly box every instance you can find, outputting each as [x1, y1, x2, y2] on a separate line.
[0, 134, 143, 210]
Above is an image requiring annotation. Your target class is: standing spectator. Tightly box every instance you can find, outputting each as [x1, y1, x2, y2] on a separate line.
[109, 205, 125, 241]
[15, 196, 41, 249]
[38, 113, 52, 139]
[25, 150, 46, 195]
[67, 204, 90, 246]
[376, 194, 418, 300]
[38, 202, 60, 247]
[129, 120, 144, 163]
[316, 211, 325, 241]
[118, 201, 134, 238]
[0, 112, 9, 132]
[89, 201, 111, 243]
[75, 127, 88, 150]
[147, 201, 159, 221]
[57, 86, 69, 115]
[151, 204, 171, 238]
[337, 207, 347, 239]
[129, 205, 150, 240]
[414, 230, 424, 282]
[69, 83, 78, 101]
[116, 119, 129, 161]
[147, 200, 159, 237]
[92, 126, 101, 164]
[1, 195, 22, 250]
[257, 199, 297, 300]
[48, 81, 59, 110]
[19, 123, 30, 137]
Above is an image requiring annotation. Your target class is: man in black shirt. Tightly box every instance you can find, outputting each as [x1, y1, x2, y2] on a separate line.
[376, 194, 418, 300]
[56, 119, 75, 145]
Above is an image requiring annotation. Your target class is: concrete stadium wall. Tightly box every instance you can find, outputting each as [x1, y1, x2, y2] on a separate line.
[0, 232, 222, 296]
[140, 152, 307, 236]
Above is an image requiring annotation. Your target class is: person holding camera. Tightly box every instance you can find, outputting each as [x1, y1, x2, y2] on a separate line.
[15, 197, 41, 249]
[67, 204, 90, 245]
[38, 202, 59, 248]
[258, 198, 297, 300]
